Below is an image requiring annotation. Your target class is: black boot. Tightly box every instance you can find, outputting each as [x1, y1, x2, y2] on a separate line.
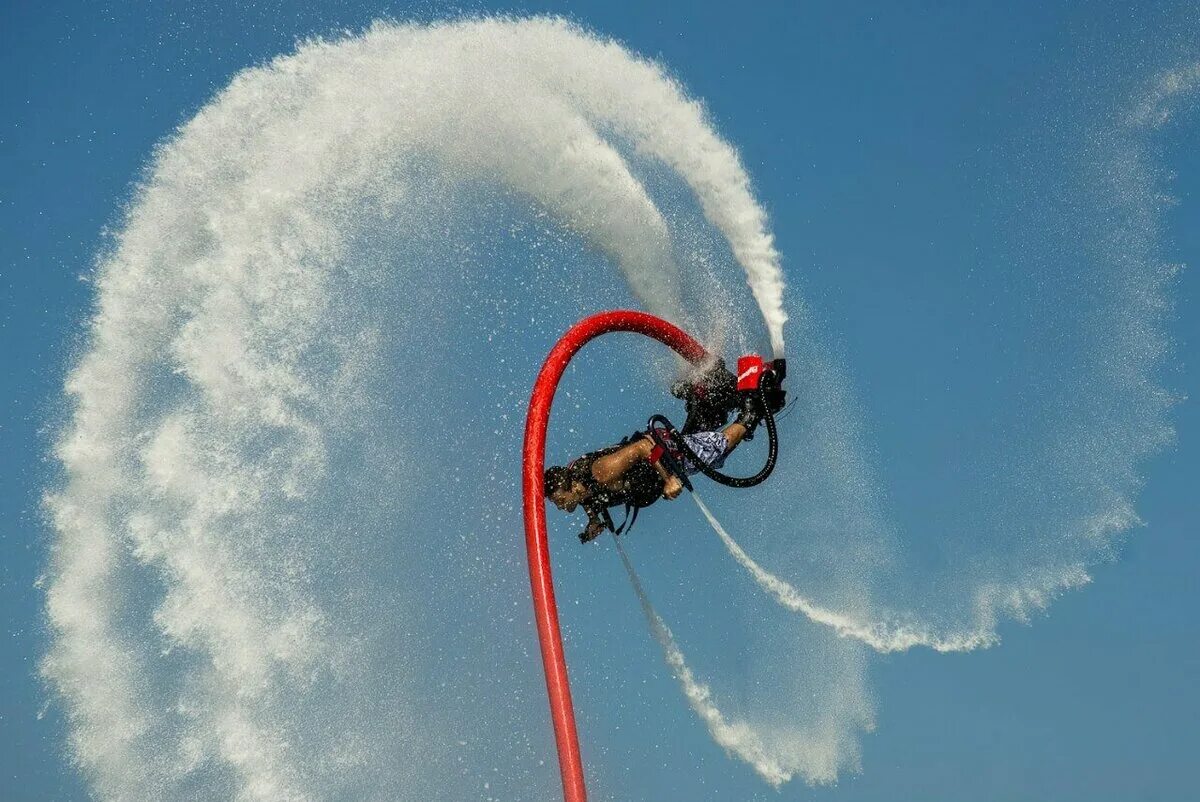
[734, 391, 764, 439]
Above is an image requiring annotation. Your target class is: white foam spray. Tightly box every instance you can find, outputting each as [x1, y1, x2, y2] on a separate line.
[695, 493, 1038, 653]
[38, 11, 1196, 800]
[610, 536, 791, 786]
[40, 18, 791, 800]
[683, 53, 1197, 659]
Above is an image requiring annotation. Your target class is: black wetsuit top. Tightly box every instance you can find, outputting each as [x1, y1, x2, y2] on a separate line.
[569, 435, 664, 534]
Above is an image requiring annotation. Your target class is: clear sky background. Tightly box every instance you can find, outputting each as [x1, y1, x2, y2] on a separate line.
[3, 1, 1199, 800]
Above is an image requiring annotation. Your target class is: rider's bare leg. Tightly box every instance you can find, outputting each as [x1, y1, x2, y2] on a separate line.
[593, 421, 749, 487]
[722, 421, 749, 448]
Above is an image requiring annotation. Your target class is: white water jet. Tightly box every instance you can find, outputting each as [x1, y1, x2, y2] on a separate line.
[610, 536, 792, 786]
[696, 493, 1015, 653]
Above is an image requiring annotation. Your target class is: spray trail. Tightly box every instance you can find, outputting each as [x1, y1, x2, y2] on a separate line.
[692, 494, 998, 652]
[611, 535, 792, 786]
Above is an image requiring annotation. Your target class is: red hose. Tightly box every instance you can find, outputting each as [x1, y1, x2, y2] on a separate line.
[522, 311, 708, 802]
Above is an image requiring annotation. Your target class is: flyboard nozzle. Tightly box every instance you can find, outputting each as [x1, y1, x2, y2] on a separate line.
[735, 354, 766, 391]
[736, 354, 786, 390]
[736, 354, 787, 415]
[674, 354, 786, 435]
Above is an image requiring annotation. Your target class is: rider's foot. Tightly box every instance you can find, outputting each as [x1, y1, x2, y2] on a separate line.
[734, 391, 764, 437]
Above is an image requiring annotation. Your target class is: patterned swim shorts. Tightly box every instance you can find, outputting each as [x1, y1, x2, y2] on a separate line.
[679, 431, 730, 475]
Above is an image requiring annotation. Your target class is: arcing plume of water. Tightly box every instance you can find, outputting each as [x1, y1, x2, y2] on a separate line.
[39, 12, 1194, 801]
[40, 17, 792, 800]
[687, 60, 1196, 659]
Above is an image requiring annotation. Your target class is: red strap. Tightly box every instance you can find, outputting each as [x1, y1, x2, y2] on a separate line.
[649, 444, 665, 464]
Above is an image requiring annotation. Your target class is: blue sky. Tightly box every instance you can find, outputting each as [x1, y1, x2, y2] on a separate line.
[3, 1, 1199, 800]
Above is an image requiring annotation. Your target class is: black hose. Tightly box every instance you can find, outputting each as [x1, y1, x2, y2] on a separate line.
[647, 380, 780, 490]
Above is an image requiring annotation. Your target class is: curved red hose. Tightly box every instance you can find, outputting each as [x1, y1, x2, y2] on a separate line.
[522, 311, 708, 802]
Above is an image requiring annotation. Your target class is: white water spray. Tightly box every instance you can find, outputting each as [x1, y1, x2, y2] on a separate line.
[682, 54, 1196, 660]
[40, 18, 791, 800]
[38, 11, 1194, 800]
[693, 493, 1005, 652]
[611, 536, 792, 786]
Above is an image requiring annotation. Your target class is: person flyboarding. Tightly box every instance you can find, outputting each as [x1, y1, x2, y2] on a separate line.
[545, 354, 787, 543]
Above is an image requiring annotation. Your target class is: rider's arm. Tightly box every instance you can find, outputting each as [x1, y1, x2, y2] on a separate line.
[593, 437, 685, 499]
[590, 437, 654, 485]
[651, 459, 684, 499]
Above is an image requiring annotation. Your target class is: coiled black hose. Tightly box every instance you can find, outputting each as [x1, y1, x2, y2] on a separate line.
[646, 376, 780, 490]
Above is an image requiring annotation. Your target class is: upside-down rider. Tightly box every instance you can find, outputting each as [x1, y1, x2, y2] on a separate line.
[545, 356, 786, 543]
